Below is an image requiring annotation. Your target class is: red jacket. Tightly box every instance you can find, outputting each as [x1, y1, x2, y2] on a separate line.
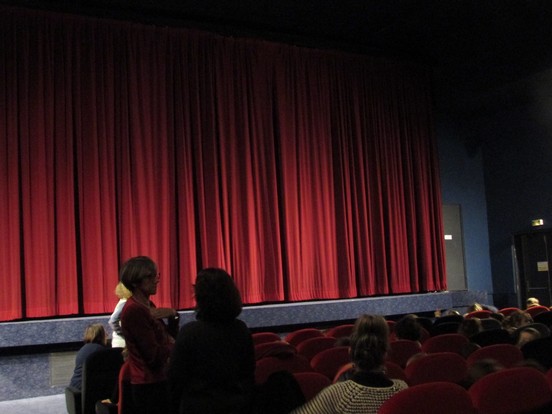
[121, 296, 174, 384]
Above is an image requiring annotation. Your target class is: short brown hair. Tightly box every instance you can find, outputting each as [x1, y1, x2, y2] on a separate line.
[120, 256, 157, 292]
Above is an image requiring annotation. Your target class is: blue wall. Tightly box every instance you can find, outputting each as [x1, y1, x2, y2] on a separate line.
[436, 113, 493, 299]
[436, 68, 552, 309]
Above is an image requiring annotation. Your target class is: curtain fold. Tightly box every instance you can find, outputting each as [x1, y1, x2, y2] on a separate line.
[0, 6, 446, 321]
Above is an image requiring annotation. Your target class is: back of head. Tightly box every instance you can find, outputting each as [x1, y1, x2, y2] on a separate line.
[458, 318, 482, 337]
[467, 303, 483, 313]
[526, 297, 540, 308]
[194, 268, 242, 323]
[465, 358, 504, 387]
[115, 281, 132, 300]
[394, 314, 422, 341]
[503, 310, 533, 331]
[119, 256, 157, 293]
[84, 323, 107, 345]
[349, 314, 389, 371]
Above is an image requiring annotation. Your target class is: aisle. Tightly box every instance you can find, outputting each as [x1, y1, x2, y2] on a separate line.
[0, 394, 65, 414]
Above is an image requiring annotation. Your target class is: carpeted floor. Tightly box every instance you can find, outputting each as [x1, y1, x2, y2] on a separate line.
[0, 394, 66, 414]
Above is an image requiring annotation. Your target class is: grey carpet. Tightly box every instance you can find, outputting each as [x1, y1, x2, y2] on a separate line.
[0, 394, 66, 414]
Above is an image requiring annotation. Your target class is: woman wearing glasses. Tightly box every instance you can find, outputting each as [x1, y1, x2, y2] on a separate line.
[120, 256, 178, 414]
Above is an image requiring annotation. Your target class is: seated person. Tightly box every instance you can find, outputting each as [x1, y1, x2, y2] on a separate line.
[394, 314, 422, 343]
[463, 358, 504, 388]
[515, 326, 541, 348]
[502, 310, 533, 334]
[457, 318, 482, 338]
[69, 324, 108, 390]
[465, 302, 499, 315]
[526, 297, 540, 309]
[290, 314, 408, 414]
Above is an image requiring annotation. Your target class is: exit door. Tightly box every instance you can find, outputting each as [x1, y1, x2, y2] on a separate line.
[513, 231, 552, 307]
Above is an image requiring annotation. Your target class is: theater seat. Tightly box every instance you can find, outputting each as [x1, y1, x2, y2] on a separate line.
[296, 336, 336, 361]
[292, 372, 331, 401]
[405, 352, 467, 386]
[255, 354, 312, 384]
[469, 328, 512, 347]
[324, 324, 354, 340]
[252, 332, 281, 346]
[65, 348, 124, 414]
[284, 328, 324, 347]
[466, 343, 523, 369]
[465, 310, 493, 319]
[468, 367, 552, 414]
[310, 346, 351, 380]
[386, 339, 422, 368]
[521, 336, 552, 369]
[254, 340, 296, 360]
[421, 333, 469, 355]
[498, 307, 521, 317]
[379, 382, 477, 414]
[526, 305, 550, 318]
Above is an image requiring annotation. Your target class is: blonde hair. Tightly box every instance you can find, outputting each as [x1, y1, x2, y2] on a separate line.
[83, 323, 107, 345]
[115, 282, 132, 300]
[526, 297, 540, 307]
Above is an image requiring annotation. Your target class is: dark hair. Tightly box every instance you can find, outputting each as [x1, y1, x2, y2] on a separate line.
[394, 314, 422, 341]
[194, 268, 242, 322]
[120, 256, 157, 292]
[458, 317, 482, 337]
[349, 314, 389, 371]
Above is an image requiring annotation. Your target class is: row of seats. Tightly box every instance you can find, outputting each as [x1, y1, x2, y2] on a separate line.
[380, 367, 552, 414]
[257, 332, 552, 414]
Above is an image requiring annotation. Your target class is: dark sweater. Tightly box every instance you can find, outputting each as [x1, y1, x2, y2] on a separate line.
[168, 318, 255, 414]
[69, 343, 106, 390]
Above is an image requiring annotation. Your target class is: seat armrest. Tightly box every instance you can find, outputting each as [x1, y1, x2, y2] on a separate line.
[65, 386, 82, 414]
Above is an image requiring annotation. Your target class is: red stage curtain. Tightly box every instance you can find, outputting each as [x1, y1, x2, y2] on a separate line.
[0, 7, 446, 321]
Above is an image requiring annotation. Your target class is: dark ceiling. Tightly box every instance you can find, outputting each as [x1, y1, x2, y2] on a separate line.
[4, 0, 552, 108]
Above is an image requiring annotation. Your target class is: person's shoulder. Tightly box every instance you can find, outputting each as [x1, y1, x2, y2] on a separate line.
[391, 379, 409, 390]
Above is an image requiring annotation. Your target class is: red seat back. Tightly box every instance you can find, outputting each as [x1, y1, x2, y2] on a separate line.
[465, 310, 493, 319]
[255, 354, 312, 384]
[387, 339, 422, 368]
[296, 336, 336, 361]
[324, 324, 354, 339]
[254, 340, 296, 360]
[379, 382, 477, 414]
[284, 328, 324, 347]
[292, 372, 331, 401]
[421, 333, 469, 355]
[384, 360, 407, 382]
[498, 307, 520, 317]
[405, 352, 467, 386]
[469, 367, 552, 414]
[252, 332, 281, 346]
[310, 346, 351, 380]
[526, 305, 550, 318]
[466, 343, 523, 368]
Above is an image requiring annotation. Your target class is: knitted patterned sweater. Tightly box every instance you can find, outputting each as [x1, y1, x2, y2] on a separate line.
[290, 378, 408, 414]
